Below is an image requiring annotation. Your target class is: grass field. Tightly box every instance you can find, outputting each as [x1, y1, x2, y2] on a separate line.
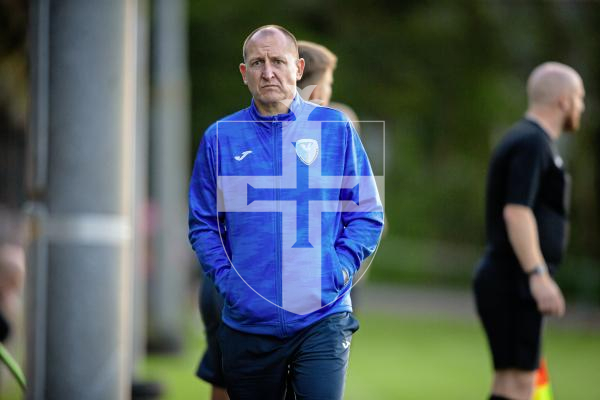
[141, 311, 600, 400]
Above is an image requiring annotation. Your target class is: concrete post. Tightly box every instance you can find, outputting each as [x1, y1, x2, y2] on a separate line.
[27, 1, 137, 399]
[131, 0, 150, 375]
[147, 0, 190, 350]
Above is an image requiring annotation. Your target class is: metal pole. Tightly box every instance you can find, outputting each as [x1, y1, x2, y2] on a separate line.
[147, 0, 190, 350]
[131, 0, 150, 376]
[25, 0, 50, 397]
[26, 0, 137, 398]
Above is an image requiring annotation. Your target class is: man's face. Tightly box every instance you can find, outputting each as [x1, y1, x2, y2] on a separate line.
[563, 80, 586, 132]
[240, 31, 304, 111]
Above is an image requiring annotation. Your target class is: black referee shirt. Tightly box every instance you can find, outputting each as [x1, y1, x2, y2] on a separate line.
[484, 118, 571, 269]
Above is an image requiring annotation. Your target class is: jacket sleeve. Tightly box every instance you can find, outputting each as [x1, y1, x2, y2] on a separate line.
[188, 125, 231, 297]
[335, 121, 384, 276]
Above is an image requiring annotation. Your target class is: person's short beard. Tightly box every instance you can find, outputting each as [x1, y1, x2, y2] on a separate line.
[562, 111, 578, 132]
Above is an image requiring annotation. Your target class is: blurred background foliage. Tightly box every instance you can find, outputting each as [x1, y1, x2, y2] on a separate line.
[0, 0, 28, 209]
[0, 0, 598, 303]
[188, 0, 600, 303]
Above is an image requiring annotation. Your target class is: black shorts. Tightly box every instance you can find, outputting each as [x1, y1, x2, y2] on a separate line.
[473, 258, 543, 371]
[218, 312, 359, 400]
[196, 278, 226, 387]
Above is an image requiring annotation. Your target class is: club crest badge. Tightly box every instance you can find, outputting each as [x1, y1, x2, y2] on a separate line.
[295, 139, 319, 165]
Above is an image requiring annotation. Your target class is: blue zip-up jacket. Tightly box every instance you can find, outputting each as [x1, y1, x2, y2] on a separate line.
[189, 95, 383, 338]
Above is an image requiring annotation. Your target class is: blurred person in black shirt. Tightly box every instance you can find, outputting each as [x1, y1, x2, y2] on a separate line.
[473, 62, 585, 400]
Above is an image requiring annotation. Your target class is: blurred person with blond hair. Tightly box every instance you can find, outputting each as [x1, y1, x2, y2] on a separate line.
[297, 40, 337, 106]
[297, 40, 361, 132]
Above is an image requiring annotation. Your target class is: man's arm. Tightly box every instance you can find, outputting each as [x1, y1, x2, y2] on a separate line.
[188, 127, 232, 299]
[503, 204, 565, 316]
[335, 122, 384, 280]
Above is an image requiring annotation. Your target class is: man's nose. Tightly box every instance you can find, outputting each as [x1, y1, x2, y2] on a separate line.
[262, 62, 275, 80]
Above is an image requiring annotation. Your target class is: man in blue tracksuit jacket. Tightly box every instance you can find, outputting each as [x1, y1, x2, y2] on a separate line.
[188, 25, 383, 400]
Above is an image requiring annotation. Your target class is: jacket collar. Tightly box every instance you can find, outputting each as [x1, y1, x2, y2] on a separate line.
[249, 94, 306, 122]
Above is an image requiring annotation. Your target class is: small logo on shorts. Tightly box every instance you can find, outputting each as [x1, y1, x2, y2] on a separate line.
[342, 338, 351, 349]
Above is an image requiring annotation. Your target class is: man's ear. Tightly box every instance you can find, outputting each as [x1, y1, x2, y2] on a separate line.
[239, 63, 248, 84]
[296, 58, 305, 80]
[558, 94, 572, 113]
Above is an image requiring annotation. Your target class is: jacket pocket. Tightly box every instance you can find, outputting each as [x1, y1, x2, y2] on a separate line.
[221, 268, 238, 307]
[333, 251, 351, 291]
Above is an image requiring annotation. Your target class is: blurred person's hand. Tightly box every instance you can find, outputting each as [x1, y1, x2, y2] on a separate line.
[0, 244, 25, 317]
[529, 273, 565, 317]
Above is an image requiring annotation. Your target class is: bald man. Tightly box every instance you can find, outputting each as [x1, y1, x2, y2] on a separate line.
[473, 62, 585, 400]
[189, 25, 383, 400]
[196, 40, 352, 400]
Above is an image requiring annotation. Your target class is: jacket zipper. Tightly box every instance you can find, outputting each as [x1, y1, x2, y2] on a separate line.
[273, 116, 287, 337]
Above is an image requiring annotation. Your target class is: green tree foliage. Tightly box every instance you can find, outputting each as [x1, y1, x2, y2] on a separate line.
[189, 0, 600, 299]
[0, 0, 28, 207]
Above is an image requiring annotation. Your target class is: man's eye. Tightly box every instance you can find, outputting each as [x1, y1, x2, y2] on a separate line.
[252, 60, 263, 67]
[274, 59, 284, 65]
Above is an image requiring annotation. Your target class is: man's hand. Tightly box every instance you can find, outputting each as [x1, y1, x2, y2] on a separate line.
[529, 273, 565, 316]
